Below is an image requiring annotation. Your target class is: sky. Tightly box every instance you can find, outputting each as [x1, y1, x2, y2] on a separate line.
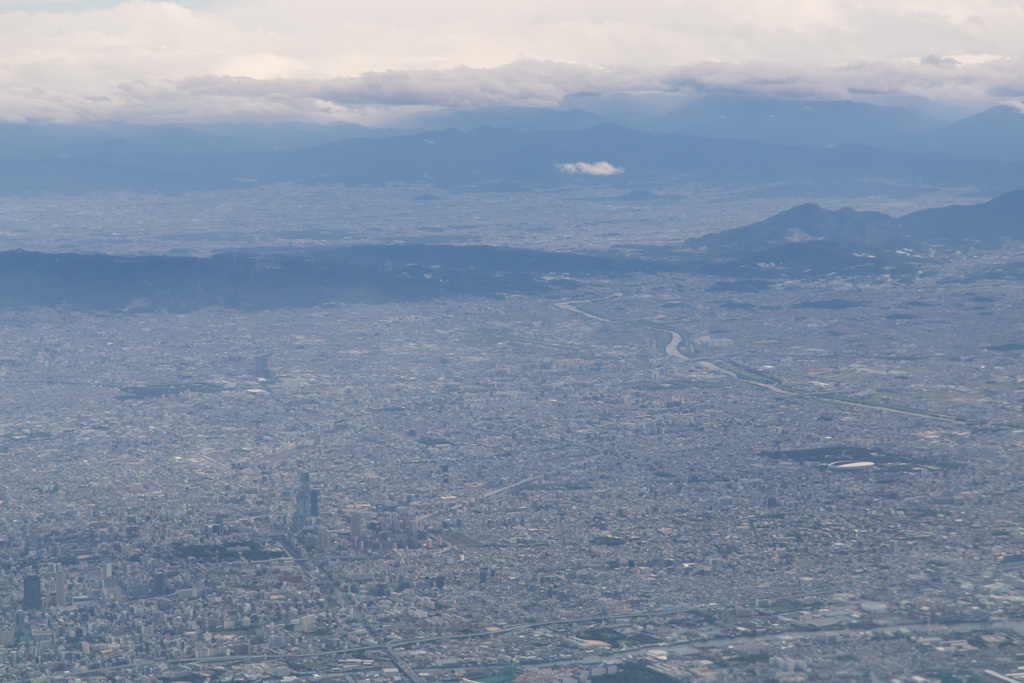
[0, 0, 1022, 123]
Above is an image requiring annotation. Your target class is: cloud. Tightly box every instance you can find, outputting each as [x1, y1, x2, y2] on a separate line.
[558, 161, 624, 176]
[0, 0, 1023, 122]
[3, 57, 1024, 124]
[117, 57, 1024, 119]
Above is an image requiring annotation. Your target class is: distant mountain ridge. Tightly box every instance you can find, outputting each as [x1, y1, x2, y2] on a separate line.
[391, 106, 611, 132]
[2, 124, 1023, 197]
[686, 204, 902, 252]
[0, 120, 391, 160]
[901, 106, 1024, 163]
[2, 97, 1022, 193]
[899, 189, 1024, 246]
[688, 190, 1024, 252]
[642, 95, 943, 148]
[678, 190, 1024, 278]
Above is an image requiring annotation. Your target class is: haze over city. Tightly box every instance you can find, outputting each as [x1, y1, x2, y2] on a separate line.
[2, 2, 1024, 683]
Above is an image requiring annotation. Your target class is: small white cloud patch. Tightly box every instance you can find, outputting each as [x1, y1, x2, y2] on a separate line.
[557, 161, 624, 176]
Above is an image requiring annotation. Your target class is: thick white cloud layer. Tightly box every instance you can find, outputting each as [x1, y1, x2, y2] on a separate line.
[0, 0, 1022, 122]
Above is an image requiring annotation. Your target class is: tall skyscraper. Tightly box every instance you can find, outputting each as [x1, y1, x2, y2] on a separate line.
[15, 611, 28, 636]
[350, 512, 363, 538]
[55, 571, 66, 607]
[23, 575, 42, 610]
[294, 472, 311, 532]
[254, 355, 271, 379]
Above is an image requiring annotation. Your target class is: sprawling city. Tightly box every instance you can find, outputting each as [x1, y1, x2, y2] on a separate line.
[4, 211, 1024, 681]
[3, 1, 1024, 680]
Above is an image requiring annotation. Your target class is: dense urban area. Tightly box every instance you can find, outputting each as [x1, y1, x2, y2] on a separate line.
[3, 188, 1024, 683]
